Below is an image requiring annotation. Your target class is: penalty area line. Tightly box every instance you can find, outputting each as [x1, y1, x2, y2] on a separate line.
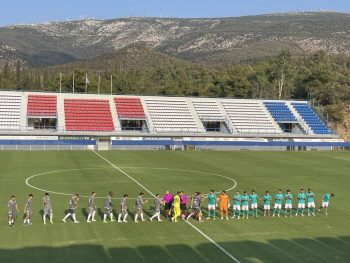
[92, 151, 241, 263]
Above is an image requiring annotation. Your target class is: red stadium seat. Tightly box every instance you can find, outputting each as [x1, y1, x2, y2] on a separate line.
[64, 99, 114, 131]
[27, 94, 57, 116]
[114, 97, 145, 119]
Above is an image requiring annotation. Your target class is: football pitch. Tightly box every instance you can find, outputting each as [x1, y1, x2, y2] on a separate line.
[0, 150, 349, 263]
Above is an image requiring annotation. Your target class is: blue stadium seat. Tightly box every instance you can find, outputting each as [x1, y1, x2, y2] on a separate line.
[264, 102, 297, 122]
[291, 103, 331, 134]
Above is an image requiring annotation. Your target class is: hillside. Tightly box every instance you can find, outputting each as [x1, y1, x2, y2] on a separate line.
[1, 12, 350, 67]
[49, 44, 198, 72]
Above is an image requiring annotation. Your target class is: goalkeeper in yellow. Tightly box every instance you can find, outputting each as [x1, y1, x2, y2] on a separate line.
[171, 192, 181, 222]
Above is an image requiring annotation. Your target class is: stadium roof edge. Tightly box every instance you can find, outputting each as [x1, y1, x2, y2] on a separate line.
[0, 90, 310, 103]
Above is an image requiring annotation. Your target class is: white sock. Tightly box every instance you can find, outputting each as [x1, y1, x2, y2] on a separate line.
[72, 214, 77, 222]
[63, 213, 71, 220]
[157, 213, 161, 221]
[118, 214, 122, 221]
[140, 213, 144, 221]
[123, 214, 128, 221]
[50, 214, 53, 222]
[109, 213, 114, 221]
[87, 214, 91, 221]
[135, 214, 138, 222]
[43, 215, 46, 224]
[92, 211, 96, 220]
[103, 214, 107, 221]
[8, 221, 11, 225]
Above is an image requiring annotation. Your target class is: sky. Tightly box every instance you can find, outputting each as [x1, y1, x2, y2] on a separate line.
[1, 0, 349, 26]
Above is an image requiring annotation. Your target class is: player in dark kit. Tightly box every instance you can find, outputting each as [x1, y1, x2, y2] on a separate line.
[118, 194, 129, 223]
[23, 194, 33, 225]
[186, 192, 203, 222]
[62, 194, 80, 223]
[43, 193, 53, 224]
[149, 194, 163, 222]
[8, 195, 19, 226]
[103, 191, 115, 223]
[134, 192, 148, 223]
[87, 192, 97, 223]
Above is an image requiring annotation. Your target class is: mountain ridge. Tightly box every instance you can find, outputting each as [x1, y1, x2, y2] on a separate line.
[0, 11, 349, 67]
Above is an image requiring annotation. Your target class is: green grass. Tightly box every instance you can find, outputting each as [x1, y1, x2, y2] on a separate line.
[0, 150, 350, 263]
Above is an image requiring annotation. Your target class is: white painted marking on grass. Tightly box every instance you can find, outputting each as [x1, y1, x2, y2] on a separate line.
[184, 220, 241, 263]
[289, 240, 327, 261]
[119, 166, 237, 194]
[25, 167, 108, 198]
[93, 151, 155, 197]
[333, 157, 350, 161]
[92, 151, 240, 263]
[26, 166, 236, 200]
[267, 242, 302, 263]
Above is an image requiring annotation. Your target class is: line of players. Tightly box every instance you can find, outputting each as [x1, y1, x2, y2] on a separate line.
[7, 188, 334, 226]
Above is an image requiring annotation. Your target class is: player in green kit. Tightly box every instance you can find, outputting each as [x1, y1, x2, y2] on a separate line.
[263, 191, 271, 217]
[249, 190, 259, 218]
[318, 193, 334, 215]
[296, 188, 306, 216]
[231, 191, 242, 219]
[306, 188, 316, 216]
[241, 191, 249, 219]
[284, 190, 293, 217]
[206, 190, 217, 220]
[273, 189, 284, 217]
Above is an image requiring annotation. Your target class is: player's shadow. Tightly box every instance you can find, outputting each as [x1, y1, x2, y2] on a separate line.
[64, 209, 74, 222]
[1, 236, 350, 262]
[127, 210, 135, 220]
[201, 207, 209, 216]
[82, 208, 88, 219]
[144, 205, 155, 218]
[97, 208, 104, 220]
[38, 209, 44, 219]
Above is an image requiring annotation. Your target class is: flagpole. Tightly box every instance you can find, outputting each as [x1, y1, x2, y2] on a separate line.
[59, 72, 62, 93]
[110, 75, 113, 95]
[72, 73, 75, 94]
[85, 73, 88, 94]
[98, 75, 101, 94]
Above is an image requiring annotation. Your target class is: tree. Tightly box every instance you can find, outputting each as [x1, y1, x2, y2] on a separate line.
[268, 49, 295, 99]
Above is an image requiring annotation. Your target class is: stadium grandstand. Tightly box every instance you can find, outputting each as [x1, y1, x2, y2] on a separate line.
[0, 90, 348, 151]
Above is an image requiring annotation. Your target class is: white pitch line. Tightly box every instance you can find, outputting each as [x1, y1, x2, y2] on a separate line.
[184, 220, 241, 263]
[93, 151, 155, 196]
[333, 157, 350, 161]
[92, 151, 241, 263]
[25, 166, 236, 200]
[267, 242, 302, 263]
